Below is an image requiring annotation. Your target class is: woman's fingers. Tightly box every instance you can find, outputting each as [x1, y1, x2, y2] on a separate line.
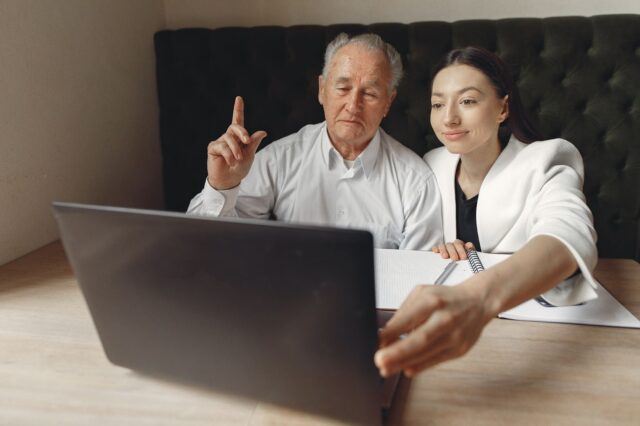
[434, 244, 449, 259]
[453, 239, 468, 259]
[403, 344, 458, 377]
[378, 307, 457, 376]
[444, 239, 470, 260]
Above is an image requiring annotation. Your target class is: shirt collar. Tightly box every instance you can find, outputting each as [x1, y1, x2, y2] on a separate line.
[320, 123, 381, 179]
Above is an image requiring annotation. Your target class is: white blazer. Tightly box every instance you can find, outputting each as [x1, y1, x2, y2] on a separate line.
[424, 136, 598, 306]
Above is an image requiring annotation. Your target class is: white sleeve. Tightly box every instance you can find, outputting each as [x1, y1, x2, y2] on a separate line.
[186, 148, 278, 219]
[186, 180, 240, 217]
[399, 172, 444, 251]
[526, 142, 598, 305]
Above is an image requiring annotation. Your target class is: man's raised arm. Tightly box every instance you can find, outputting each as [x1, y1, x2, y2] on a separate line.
[187, 96, 267, 217]
[207, 96, 267, 190]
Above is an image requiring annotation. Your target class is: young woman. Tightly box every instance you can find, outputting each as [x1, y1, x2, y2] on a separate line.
[375, 47, 598, 378]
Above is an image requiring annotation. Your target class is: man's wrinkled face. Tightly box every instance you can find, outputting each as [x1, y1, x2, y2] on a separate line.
[318, 43, 396, 149]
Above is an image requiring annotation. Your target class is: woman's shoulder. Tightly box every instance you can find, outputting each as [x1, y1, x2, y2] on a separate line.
[423, 145, 453, 166]
[422, 146, 460, 181]
[508, 137, 583, 170]
[518, 137, 580, 155]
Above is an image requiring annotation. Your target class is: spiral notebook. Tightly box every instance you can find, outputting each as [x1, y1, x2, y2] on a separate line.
[374, 248, 640, 328]
[374, 248, 509, 309]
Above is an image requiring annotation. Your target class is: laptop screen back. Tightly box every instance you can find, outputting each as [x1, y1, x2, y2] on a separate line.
[52, 203, 381, 424]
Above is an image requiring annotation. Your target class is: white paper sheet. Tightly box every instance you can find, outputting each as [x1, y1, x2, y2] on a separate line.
[374, 249, 449, 309]
[499, 281, 640, 328]
[374, 248, 640, 328]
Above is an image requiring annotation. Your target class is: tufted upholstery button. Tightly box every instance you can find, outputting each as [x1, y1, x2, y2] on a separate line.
[582, 104, 590, 115]
[604, 70, 616, 85]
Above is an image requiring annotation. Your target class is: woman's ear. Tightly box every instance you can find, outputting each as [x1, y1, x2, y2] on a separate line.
[498, 95, 509, 123]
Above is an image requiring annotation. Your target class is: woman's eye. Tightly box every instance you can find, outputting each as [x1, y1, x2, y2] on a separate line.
[461, 99, 477, 105]
[431, 103, 443, 110]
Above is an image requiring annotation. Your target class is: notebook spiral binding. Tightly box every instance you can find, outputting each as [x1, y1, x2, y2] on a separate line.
[466, 249, 485, 274]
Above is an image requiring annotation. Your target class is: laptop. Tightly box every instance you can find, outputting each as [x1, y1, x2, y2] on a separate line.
[52, 202, 400, 425]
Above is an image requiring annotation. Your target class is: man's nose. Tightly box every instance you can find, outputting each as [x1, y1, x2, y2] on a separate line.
[345, 91, 363, 113]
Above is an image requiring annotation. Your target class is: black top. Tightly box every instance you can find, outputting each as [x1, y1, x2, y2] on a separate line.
[455, 179, 481, 251]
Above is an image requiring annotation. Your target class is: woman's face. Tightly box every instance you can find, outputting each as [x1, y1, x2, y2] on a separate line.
[430, 64, 508, 156]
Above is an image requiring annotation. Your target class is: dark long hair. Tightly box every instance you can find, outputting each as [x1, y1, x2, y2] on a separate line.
[431, 47, 542, 144]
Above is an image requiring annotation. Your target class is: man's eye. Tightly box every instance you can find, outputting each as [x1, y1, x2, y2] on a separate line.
[336, 87, 349, 92]
[364, 92, 378, 98]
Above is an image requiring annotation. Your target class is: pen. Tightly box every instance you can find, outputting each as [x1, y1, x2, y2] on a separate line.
[434, 261, 456, 285]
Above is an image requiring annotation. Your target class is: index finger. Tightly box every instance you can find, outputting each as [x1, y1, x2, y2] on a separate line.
[376, 311, 453, 376]
[379, 290, 440, 345]
[231, 96, 244, 127]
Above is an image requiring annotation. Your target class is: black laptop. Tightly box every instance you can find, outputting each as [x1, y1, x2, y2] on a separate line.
[52, 202, 399, 425]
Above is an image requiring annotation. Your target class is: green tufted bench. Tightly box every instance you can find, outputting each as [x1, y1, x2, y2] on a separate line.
[154, 14, 640, 260]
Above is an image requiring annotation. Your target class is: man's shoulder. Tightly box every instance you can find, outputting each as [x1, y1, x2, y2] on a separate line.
[259, 122, 324, 155]
[379, 130, 434, 177]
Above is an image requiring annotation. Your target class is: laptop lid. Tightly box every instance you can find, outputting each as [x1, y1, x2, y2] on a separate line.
[52, 202, 382, 424]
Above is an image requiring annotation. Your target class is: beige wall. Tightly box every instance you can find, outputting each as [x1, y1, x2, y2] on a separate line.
[0, 0, 166, 265]
[164, 0, 640, 28]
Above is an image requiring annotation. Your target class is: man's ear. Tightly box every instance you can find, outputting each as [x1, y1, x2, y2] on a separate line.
[318, 75, 325, 105]
[384, 89, 397, 117]
[498, 95, 509, 123]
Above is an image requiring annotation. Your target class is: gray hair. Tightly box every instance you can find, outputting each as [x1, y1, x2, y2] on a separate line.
[321, 32, 403, 93]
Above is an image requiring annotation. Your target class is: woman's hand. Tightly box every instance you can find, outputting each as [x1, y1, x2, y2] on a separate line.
[432, 240, 475, 260]
[374, 277, 494, 378]
[376, 236, 580, 378]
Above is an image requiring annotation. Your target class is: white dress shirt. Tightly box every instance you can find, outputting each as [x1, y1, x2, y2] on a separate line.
[188, 122, 443, 250]
[424, 136, 598, 306]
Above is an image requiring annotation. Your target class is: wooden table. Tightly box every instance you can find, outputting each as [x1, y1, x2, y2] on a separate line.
[1, 242, 639, 425]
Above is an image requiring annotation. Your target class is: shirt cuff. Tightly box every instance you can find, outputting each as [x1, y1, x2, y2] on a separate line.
[201, 179, 240, 215]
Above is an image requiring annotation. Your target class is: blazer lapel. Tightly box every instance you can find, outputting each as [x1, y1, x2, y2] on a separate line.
[438, 153, 459, 242]
[476, 137, 522, 251]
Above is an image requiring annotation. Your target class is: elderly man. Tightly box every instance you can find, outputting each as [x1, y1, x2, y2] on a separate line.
[188, 33, 442, 250]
